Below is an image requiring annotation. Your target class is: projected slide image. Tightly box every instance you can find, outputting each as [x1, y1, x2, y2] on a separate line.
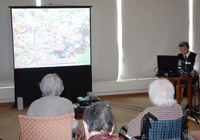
[11, 8, 90, 69]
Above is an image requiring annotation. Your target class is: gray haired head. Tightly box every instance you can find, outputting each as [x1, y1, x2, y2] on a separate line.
[40, 73, 64, 96]
[83, 101, 114, 134]
[148, 78, 177, 107]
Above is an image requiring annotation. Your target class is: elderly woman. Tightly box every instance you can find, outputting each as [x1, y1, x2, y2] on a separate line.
[128, 78, 183, 139]
[83, 101, 123, 140]
[27, 73, 81, 136]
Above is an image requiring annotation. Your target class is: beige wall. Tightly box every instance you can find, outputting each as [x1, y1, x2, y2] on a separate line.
[0, 0, 199, 102]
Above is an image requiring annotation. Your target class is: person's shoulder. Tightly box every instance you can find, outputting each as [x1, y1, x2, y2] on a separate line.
[27, 97, 43, 115]
[142, 105, 179, 114]
[173, 103, 182, 109]
[143, 106, 158, 112]
[146, 104, 181, 110]
[58, 96, 71, 101]
[29, 97, 43, 106]
[38, 96, 72, 105]
[174, 103, 181, 107]
[54, 96, 73, 104]
[178, 53, 182, 57]
[153, 104, 183, 114]
[110, 135, 123, 140]
[133, 106, 156, 119]
[190, 52, 197, 55]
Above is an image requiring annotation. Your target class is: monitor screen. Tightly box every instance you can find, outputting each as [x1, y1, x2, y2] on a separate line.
[10, 6, 91, 69]
[157, 55, 178, 70]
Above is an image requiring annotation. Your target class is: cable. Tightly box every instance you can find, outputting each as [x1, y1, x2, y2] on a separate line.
[154, 67, 158, 74]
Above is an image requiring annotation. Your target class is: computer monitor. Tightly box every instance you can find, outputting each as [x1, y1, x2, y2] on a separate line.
[157, 55, 178, 77]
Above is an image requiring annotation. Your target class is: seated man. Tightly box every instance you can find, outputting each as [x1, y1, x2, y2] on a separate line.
[178, 41, 200, 109]
[27, 73, 81, 136]
[83, 101, 122, 140]
[128, 78, 183, 139]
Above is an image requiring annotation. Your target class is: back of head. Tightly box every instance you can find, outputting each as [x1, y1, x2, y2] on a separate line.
[40, 73, 64, 96]
[83, 101, 114, 134]
[148, 78, 177, 107]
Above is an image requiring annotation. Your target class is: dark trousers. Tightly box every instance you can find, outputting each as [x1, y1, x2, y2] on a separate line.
[181, 77, 198, 105]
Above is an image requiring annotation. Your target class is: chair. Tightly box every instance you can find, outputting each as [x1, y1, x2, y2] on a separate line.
[180, 75, 200, 106]
[193, 76, 200, 106]
[18, 113, 72, 140]
[187, 116, 200, 140]
[76, 131, 85, 140]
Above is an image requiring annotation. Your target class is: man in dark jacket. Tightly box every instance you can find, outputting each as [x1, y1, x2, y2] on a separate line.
[178, 41, 200, 110]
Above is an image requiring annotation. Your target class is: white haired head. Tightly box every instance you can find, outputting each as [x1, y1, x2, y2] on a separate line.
[148, 78, 177, 106]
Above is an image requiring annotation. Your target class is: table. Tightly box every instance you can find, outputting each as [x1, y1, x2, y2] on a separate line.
[73, 103, 85, 119]
[156, 75, 196, 109]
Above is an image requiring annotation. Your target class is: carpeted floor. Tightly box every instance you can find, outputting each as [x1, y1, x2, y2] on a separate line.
[0, 93, 199, 140]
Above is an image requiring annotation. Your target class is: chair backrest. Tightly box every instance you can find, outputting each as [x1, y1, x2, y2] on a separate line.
[148, 118, 182, 140]
[18, 113, 72, 140]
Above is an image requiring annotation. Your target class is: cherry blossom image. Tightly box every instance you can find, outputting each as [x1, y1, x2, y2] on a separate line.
[11, 7, 91, 68]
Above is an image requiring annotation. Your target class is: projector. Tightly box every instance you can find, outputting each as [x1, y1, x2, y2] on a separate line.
[77, 96, 101, 108]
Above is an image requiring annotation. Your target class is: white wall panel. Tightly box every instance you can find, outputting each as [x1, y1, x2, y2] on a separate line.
[193, 0, 200, 55]
[121, 0, 189, 79]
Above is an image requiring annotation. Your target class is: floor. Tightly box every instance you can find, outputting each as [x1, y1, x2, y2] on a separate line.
[0, 93, 199, 140]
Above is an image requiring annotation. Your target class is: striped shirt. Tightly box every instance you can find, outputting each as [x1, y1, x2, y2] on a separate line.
[127, 104, 183, 139]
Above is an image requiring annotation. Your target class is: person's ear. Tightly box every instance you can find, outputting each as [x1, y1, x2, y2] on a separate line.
[109, 126, 114, 135]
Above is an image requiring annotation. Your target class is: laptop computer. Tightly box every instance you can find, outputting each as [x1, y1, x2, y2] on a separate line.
[157, 55, 178, 77]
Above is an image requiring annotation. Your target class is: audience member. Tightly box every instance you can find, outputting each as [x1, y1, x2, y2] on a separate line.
[83, 101, 122, 140]
[27, 73, 81, 136]
[128, 78, 183, 139]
